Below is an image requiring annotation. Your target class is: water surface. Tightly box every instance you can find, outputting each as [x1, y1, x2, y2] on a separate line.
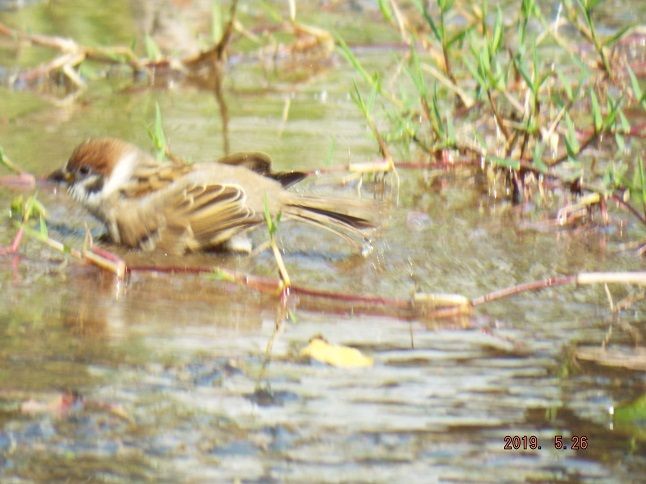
[0, 1, 644, 481]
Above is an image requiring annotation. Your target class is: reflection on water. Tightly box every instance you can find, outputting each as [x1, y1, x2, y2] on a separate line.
[0, 0, 644, 481]
[2, 173, 643, 480]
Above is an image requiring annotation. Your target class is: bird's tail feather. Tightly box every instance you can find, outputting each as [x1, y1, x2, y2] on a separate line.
[280, 194, 376, 248]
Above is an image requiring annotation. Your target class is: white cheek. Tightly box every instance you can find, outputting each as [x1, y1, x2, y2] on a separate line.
[67, 149, 138, 213]
[68, 182, 102, 211]
[102, 150, 137, 196]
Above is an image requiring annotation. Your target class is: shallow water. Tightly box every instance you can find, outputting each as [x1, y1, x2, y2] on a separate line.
[1, 1, 645, 481]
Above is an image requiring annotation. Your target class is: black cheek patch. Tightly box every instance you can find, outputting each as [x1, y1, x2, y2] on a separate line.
[85, 177, 104, 194]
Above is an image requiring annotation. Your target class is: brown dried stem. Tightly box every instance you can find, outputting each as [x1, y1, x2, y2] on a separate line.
[13, 224, 126, 279]
[0, 0, 240, 89]
[183, 0, 239, 69]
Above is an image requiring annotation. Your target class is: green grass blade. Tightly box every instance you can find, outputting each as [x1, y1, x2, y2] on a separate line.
[590, 89, 602, 133]
[336, 36, 375, 88]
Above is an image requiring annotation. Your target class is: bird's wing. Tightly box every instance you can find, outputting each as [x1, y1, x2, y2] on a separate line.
[114, 164, 263, 252]
[216, 152, 273, 174]
[119, 163, 194, 198]
[163, 182, 263, 252]
[216, 152, 307, 188]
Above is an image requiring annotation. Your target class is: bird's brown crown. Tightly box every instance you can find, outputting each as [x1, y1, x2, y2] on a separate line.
[66, 138, 136, 176]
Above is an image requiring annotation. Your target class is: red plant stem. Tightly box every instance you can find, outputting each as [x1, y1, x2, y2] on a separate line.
[611, 193, 646, 225]
[289, 284, 411, 308]
[129, 263, 413, 308]
[0, 227, 24, 255]
[129, 265, 638, 323]
[127, 264, 213, 274]
[90, 246, 124, 263]
[576, 123, 646, 139]
[471, 275, 576, 306]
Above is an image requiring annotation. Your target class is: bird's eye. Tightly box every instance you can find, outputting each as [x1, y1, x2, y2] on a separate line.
[78, 165, 91, 176]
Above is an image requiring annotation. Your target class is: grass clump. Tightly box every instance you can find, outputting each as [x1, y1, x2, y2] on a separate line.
[339, 0, 644, 220]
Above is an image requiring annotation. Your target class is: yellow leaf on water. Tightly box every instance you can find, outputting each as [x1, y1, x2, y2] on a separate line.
[300, 337, 373, 368]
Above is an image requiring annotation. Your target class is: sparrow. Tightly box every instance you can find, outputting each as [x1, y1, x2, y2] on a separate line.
[48, 138, 375, 254]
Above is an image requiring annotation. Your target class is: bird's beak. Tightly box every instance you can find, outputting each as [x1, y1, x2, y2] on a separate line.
[48, 168, 74, 184]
